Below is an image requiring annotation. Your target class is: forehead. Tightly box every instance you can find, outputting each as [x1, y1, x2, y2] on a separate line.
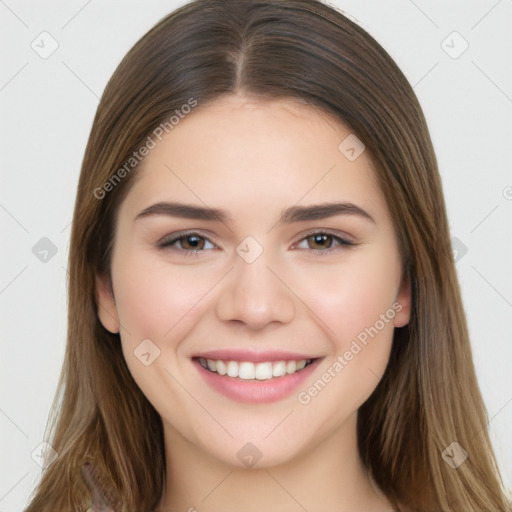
[118, 95, 387, 224]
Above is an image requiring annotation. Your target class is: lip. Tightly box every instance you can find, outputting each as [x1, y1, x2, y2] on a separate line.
[192, 356, 323, 404]
[191, 349, 317, 363]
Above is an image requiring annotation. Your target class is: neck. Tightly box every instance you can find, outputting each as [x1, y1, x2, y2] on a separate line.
[155, 412, 393, 512]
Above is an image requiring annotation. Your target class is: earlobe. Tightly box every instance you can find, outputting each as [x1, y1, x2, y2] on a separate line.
[95, 273, 120, 334]
[393, 275, 411, 328]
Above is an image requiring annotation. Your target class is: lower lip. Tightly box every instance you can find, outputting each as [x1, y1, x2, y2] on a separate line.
[193, 358, 322, 404]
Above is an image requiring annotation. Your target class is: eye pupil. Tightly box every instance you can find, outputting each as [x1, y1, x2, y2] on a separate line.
[182, 235, 204, 250]
[309, 234, 332, 249]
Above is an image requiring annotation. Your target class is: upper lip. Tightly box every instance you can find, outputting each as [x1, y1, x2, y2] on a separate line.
[192, 349, 319, 362]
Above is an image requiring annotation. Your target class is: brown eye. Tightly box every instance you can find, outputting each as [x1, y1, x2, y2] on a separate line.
[307, 233, 334, 250]
[179, 234, 205, 250]
[293, 231, 355, 253]
[158, 232, 216, 252]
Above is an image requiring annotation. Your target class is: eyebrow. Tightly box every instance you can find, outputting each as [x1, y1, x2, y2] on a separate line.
[134, 201, 375, 224]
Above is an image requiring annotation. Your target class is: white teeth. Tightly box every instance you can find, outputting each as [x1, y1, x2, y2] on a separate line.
[272, 361, 287, 377]
[255, 362, 273, 380]
[216, 360, 227, 375]
[198, 357, 312, 380]
[286, 361, 297, 374]
[226, 361, 239, 377]
[239, 362, 255, 380]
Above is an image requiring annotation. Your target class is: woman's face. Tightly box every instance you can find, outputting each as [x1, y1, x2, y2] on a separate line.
[96, 94, 410, 468]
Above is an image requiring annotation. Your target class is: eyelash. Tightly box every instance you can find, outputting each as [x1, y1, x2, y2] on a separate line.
[157, 230, 356, 256]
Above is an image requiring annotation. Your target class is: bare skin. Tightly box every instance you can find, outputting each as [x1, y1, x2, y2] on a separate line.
[96, 93, 410, 511]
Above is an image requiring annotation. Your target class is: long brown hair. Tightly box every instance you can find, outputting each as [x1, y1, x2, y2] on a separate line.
[25, 1, 511, 510]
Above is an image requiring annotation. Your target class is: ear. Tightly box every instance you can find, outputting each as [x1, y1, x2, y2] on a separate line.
[393, 273, 411, 328]
[95, 272, 120, 334]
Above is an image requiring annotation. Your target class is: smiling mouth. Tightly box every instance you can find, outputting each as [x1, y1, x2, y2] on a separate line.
[195, 357, 316, 381]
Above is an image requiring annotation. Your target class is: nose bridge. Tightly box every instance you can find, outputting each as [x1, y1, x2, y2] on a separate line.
[215, 236, 295, 328]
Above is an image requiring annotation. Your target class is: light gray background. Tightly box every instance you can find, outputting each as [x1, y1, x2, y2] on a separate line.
[1, 0, 511, 509]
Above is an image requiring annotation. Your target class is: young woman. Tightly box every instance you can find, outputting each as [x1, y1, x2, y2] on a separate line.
[25, 0, 511, 511]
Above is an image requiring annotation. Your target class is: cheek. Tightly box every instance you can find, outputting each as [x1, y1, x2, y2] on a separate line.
[293, 251, 401, 424]
[112, 254, 213, 344]
[110, 254, 211, 423]
[297, 248, 402, 344]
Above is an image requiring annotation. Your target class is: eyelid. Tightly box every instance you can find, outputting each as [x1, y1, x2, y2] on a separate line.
[157, 230, 218, 250]
[291, 229, 355, 252]
[293, 228, 355, 245]
[158, 228, 356, 254]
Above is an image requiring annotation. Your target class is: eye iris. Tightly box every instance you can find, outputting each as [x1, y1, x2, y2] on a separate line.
[308, 234, 332, 250]
[182, 235, 204, 250]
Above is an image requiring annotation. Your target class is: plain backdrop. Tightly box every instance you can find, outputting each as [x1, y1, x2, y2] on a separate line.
[1, 1, 511, 509]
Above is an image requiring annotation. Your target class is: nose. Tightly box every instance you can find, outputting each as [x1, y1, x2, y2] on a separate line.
[215, 246, 296, 330]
